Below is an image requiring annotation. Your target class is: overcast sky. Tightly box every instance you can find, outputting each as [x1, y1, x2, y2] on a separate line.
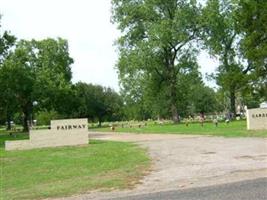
[0, 0, 219, 92]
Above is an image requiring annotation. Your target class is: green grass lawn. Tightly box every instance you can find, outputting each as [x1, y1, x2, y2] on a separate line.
[91, 120, 267, 137]
[0, 132, 150, 200]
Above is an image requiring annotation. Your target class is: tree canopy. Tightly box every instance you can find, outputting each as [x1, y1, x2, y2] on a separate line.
[112, 0, 266, 120]
[236, 0, 267, 101]
[1, 0, 266, 128]
[0, 38, 73, 131]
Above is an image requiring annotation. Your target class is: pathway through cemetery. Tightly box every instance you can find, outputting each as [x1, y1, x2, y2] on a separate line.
[53, 133, 267, 200]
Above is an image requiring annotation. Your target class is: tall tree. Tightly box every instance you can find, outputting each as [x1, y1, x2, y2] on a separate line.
[112, 0, 202, 122]
[236, 0, 267, 101]
[0, 16, 16, 130]
[1, 38, 73, 132]
[202, 0, 249, 116]
[0, 16, 16, 63]
[31, 38, 73, 111]
[1, 48, 35, 132]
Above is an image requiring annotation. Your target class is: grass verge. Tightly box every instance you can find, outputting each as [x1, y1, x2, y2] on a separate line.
[0, 132, 150, 200]
[91, 120, 267, 137]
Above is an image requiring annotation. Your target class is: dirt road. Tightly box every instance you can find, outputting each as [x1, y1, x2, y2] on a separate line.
[55, 132, 267, 200]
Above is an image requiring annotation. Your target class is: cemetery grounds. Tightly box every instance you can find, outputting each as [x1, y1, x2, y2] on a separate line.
[0, 120, 266, 200]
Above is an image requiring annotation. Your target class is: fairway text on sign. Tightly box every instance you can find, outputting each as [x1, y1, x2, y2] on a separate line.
[57, 124, 87, 130]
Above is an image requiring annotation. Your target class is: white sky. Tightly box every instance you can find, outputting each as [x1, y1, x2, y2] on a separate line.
[0, 0, 219, 92]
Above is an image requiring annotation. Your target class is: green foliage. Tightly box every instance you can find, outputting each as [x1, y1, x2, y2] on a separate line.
[1, 1, 266, 125]
[0, 17, 16, 128]
[0, 38, 73, 131]
[0, 25, 123, 127]
[112, 0, 203, 122]
[74, 82, 124, 125]
[0, 44, 35, 131]
[30, 38, 73, 111]
[0, 16, 16, 63]
[201, 0, 250, 115]
[189, 85, 220, 114]
[236, 0, 267, 101]
[36, 110, 60, 125]
[236, 0, 267, 68]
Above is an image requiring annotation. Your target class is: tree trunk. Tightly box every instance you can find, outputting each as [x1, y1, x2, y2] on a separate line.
[165, 54, 179, 123]
[170, 74, 179, 123]
[6, 112, 11, 131]
[22, 101, 33, 132]
[22, 104, 31, 133]
[22, 111, 29, 132]
[229, 89, 236, 118]
[98, 117, 102, 127]
[171, 104, 179, 123]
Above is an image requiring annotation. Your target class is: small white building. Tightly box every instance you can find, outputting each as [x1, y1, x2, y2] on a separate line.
[260, 102, 267, 109]
[247, 102, 267, 130]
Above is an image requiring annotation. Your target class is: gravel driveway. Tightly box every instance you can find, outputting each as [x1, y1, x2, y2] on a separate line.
[54, 132, 267, 200]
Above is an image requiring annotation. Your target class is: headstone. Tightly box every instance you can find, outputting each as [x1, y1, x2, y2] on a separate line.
[5, 118, 88, 151]
[246, 108, 267, 130]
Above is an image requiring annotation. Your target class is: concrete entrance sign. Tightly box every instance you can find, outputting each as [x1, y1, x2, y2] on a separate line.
[5, 118, 88, 151]
[246, 108, 267, 130]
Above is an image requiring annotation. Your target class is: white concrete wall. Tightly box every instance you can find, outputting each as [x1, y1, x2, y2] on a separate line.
[5, 118, 89, 151]
[247, 108, 267, 130]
